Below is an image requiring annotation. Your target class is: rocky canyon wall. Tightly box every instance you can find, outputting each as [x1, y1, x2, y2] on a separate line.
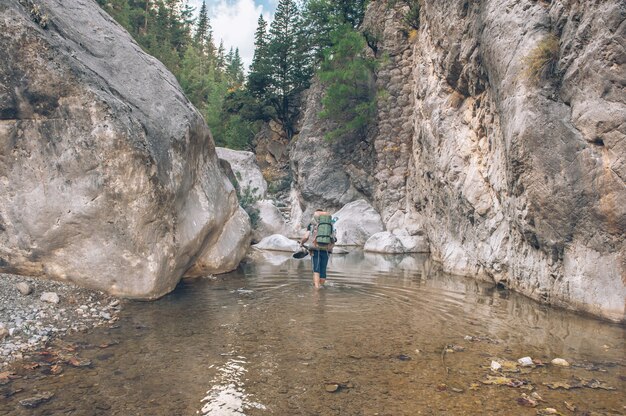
[292, 0, 625, 321]
[0, 0, 250, 298]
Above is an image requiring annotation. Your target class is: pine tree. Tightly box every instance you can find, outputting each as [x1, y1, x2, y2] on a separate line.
[216, 40, 226, 72]
[265, 0, 313, 138]
[248, 14, 271, 98]
[301, 0, 368, 61]
[318, 24, 377, 141]
[194, 1, 210, 52]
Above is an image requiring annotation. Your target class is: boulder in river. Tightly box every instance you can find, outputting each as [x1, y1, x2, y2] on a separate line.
[253, 235, 300, 253]
[0, 0, 249, 298]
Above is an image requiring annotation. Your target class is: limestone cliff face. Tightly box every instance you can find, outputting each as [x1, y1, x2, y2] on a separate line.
[0, 0, 250, 298]
[293, 0, 625, 321]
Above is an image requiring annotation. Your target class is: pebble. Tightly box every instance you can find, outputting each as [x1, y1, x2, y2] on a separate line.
[0, 273, 121, 364]
[16, 282, 32, 296]
[40, 292, 60, 304]
[518, 356, 533, 367]
[551, 358, 570, 367]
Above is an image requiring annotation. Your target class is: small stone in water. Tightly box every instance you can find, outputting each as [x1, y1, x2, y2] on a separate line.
[551, 358, 570, 367]
[518, 356, 533, 367]
[490, 361, 502, 371]
[325, 383, 339, 393]
[19, 391, 54, 408]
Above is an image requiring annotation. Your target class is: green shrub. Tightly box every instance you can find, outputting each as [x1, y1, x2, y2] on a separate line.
[523, 34, 560, 84]
[389, 0, 420, 31]
[238, 186, 260, 228]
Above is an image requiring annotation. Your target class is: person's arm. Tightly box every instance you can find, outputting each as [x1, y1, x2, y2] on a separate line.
[300, 230, 310, 246]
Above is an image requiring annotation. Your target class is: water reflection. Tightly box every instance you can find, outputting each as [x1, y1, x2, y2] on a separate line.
[200, 356, 265, 415]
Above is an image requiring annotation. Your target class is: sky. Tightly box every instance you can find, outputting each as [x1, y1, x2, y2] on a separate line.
[187, 0, 278, 70]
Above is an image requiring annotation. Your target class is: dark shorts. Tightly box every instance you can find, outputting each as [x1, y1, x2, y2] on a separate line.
[311, 249, 329, 279]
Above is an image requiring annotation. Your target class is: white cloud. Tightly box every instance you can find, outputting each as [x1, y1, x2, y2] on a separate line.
[188, 0, 274, 71]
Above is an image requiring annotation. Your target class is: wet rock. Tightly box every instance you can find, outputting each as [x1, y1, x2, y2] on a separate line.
[40, 292, 59, 304]
[19, 391, 54, 408]
[518, 357, 533, 367]
[324, 383, 340, 393]
[551, 358, 570, 367]
[252, 234, 300, 252]
[490, 361, 502, 372]
[517, 393, 538, 407]
[536, 408, 564, 416]
[16, 282, 32, 296]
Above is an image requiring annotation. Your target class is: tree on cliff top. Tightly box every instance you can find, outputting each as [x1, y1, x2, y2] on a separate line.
[318, 24, 377, 141]
[264, 0, 314, 139]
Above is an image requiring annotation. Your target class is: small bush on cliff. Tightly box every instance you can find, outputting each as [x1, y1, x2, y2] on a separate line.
[238, 187, 260, 229]
[319, 24, 377, 141]
[389, 0, 421, 31]
[523, 34, 560, 84]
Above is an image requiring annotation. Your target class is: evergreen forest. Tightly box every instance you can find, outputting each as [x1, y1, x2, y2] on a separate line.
[96, 0, 375, 148]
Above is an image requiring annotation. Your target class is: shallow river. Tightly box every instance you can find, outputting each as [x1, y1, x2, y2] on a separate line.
[3, 250, 625, 415]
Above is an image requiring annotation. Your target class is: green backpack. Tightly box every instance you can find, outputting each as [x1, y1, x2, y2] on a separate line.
[313, 214, 335, 248]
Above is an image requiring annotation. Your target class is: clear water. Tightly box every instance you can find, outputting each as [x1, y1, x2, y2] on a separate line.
[2, 250, 625, 415]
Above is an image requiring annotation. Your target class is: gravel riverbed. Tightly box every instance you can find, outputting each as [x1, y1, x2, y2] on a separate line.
[0, 273, 121, 366]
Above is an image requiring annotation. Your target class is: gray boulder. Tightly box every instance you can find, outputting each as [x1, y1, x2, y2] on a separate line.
[334, 200, 384, 246]
[216, 147, 267, 199]
[0, 0, 249, 298]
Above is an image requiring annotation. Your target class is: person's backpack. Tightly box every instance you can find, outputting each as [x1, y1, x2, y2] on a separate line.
[312, 214, 336, 249]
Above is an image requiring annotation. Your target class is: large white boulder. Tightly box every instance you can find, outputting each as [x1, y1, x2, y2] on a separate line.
[216, 147, 267, 198]
[253, 234, 300, 252]
[333, 200, 384, 246]
[364, 231, 429, 254]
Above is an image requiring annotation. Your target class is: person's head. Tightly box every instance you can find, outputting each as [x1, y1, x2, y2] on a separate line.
[313, 208, 325, 221]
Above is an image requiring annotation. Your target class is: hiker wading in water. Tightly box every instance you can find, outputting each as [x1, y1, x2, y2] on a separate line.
[300, 209, 337, 289]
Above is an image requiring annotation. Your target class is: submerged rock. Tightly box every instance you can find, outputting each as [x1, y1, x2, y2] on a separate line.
[19, 392, 54, 408]
[0, 0, 249, 298]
